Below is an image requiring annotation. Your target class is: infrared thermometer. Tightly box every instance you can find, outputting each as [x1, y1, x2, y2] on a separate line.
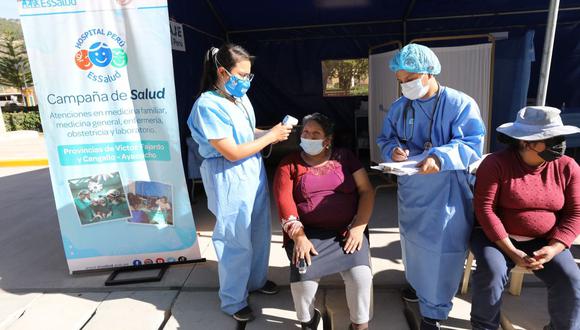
[298, 258, 307, 274]
[282, 115, 298, 127]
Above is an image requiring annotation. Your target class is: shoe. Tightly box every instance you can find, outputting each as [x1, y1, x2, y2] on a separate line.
[233, 306, 255, 322]
[301, 308, 321, 330]
[402, 285, 419, 303]
[256, 280, 279, 295]
[420, 317, 441, 330]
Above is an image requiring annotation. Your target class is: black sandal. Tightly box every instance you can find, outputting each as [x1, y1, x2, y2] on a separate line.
[301, 308, 321, 330]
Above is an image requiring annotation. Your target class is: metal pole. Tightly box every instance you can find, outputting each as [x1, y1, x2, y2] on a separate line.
[403, 20, 407, 45]
[537, 0, 560, 106]
[22, 63, 29, 107]
[17, 61, 29, 107]
[402, 0, 416, 45]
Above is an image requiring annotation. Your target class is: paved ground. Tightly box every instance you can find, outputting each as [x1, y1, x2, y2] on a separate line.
[0, 132, 47, 167]
[0, 135, 578, 329]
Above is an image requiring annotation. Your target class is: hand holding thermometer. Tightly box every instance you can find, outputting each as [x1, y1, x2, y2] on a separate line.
[263, 115, 296, 158]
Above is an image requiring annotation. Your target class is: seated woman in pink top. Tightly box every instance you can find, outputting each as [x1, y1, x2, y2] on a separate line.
[273, 113, 375, 330]
[471, 106, 580, 330]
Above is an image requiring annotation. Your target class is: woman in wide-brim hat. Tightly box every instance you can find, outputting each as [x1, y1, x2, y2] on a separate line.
[470, 106, 580, 330]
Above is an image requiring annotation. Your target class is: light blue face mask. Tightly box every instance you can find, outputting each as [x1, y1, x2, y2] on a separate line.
[300, 138, 325, 156]
[224, 69, 251, 98]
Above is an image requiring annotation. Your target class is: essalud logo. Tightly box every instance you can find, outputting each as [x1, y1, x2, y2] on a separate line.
[74, 28, 128, 83]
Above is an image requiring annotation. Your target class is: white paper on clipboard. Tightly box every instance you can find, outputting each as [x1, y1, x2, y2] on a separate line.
[371, 152, 428, 176]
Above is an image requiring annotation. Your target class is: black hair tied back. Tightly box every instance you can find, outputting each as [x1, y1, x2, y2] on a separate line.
[199, 43, 252, 95]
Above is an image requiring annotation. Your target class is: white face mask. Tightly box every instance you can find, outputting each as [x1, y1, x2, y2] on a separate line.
[300, 138, 325, 156]
[401, 76, 429, 100]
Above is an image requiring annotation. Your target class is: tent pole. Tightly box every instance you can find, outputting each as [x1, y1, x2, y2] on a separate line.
[180, 23, 224, 41]
[403, 21, 407, 44]
[402, 0, 416, 45]
[226, 6, 580, 35]
[408, 6, 578, 22]
[369, 41, 402, 54]
[536, 0, 560, 106]
[205, 0, 229, 41]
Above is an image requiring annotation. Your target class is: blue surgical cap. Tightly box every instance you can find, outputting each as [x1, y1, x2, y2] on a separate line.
[389, 44, 441, 75]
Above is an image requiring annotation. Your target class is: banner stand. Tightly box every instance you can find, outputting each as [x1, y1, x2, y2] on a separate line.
[19, 0, 203, 274]
[104, 258, 206, 286]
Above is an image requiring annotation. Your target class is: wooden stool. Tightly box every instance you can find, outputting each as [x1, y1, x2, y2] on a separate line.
[461, 251, 532, 296]
[508, 265, 533, 296]
[461, 251, 527, 330]
[461, 251, 476, 295]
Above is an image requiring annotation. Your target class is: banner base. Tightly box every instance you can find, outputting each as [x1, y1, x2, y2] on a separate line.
[104, 258, 206, 286]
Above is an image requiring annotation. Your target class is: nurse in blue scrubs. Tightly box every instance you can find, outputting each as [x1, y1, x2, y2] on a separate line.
[377, 44, 485, 330]
[188, 44, 292, 322]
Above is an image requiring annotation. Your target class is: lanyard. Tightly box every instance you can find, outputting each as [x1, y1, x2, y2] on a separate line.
[401, 84, 442, 150]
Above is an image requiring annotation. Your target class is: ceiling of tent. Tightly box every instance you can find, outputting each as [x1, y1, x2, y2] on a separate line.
[189, 0, 580, 39]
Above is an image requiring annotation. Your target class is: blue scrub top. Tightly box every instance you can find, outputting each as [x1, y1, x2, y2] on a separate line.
[377, 86, 485, 170]
[187, 91, 256, 159]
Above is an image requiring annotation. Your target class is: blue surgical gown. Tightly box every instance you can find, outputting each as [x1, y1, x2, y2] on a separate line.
[188, 91, 271, 314]
[377, 86, 485, 320]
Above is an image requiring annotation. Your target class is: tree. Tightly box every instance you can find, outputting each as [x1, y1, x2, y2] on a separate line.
[321, 60, 336, 91]
[0, 18, 24, 39]
[323, 59, 368, 95]
[0, 32, 33, 106]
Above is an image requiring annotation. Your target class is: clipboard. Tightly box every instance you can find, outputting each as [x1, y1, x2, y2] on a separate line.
[371, 152, 428, 176]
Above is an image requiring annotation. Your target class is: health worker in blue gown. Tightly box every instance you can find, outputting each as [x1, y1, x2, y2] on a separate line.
[377, 44, 485, 330]
[188, 44, 292, 322]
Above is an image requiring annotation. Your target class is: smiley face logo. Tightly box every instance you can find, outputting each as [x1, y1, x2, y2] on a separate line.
[111, 48, 128, 68]
[88, 42, 112, 67]
[75, 50, 93, 70]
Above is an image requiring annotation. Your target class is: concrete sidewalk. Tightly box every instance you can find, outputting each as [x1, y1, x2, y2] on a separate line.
[0, 131, 48, 167]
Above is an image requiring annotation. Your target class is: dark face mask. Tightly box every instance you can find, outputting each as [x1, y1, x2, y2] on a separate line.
[537, 136, 566, 162]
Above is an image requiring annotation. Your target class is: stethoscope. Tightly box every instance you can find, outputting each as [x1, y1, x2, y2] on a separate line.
[234, 96, 276, 158]
[235, 98, 254, 128]
[210, 88, 273, 158]
[211, 88, 254, 129]
[401, 83, 442, 150]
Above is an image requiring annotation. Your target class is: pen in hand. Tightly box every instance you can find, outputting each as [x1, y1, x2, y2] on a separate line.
[392, 147, 410, 162]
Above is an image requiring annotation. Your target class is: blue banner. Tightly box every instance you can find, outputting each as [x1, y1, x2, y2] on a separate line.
[19, 0, 201, 272]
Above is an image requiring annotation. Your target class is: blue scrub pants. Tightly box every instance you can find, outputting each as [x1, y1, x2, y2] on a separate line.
[200, 155, 271, 314]
[398, 171, 473, 320]
[470, 228, 580, 330]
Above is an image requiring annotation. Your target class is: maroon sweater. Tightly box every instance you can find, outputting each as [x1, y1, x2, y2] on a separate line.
[474, 148, 580, 247]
